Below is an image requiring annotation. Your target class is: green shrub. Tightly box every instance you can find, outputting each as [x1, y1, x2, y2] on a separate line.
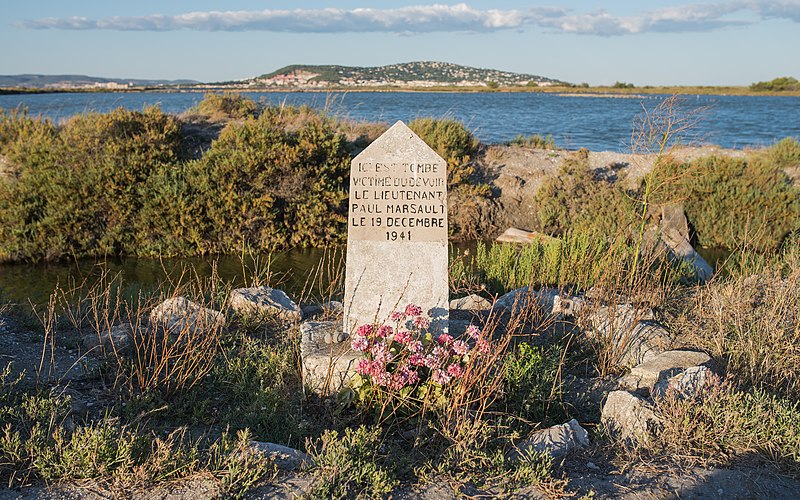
[509, 134, 557, 149]
[502, 344, 566, 424]
[193, 92, 261, 120]
[651, 149, 800, 251]
[195, 106, 349, 252]
[750, 76, 800, 92]
[308, 425, 397, 498]
[0, 107, 182, 260]
[408, 117, 479, 188]
[533, 149, 637, 238]
[654, 379, 800, 471]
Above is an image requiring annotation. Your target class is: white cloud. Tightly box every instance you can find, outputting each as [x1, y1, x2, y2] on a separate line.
[15, 1, 800, 36]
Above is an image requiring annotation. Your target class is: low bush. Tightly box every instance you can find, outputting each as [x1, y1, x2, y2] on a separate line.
[509, 134, 558, 149]
[192, 92, 261, 120]
[650, 142, 800, 252]
[533, 149, 638, 239]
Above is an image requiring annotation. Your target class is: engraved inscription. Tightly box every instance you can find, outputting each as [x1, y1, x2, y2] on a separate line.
[348, 161, 447, 242]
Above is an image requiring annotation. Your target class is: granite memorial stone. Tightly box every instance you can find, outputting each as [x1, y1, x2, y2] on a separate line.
[343, 120, 449, 336]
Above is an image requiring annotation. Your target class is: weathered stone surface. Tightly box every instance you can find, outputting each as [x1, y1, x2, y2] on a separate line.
[652, 365, 714, 399]
[230, 286, 302, 322]
[344, 121, 449, 337]
[552, 295, 586, 318]
[658, 205, 714, 283]
[513, 419, 590, 459]
[249, 441, 313, 471]
[300, 320, 346, 345]
[300, 321, 361, 394]
[449, 294, 492, 311]
[492, 286, 560, 316]
[619, 350, 712, 395]
[602, 390, 659, 444]
[496, 227, 560, 245]
[82, 323, 132, 355]
[589, 305, 668, 367]
[149, 297, 225, 335]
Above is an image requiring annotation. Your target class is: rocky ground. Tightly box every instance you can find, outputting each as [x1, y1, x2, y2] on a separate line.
[475, 144, 749, 239]
[2, 281, 800, 499]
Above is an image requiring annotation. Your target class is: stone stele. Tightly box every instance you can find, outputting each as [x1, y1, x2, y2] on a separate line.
[344, 120, 449, 336]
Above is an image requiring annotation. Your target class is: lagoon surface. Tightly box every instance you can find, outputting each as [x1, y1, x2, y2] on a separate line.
[2, 91, 799, 151]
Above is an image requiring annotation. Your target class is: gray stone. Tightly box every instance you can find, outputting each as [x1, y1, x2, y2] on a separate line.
[492, 286, 560, 316]
[300, 320, 361, 394]
[249, 441, 313, 471]
[343, 121, 449, 337]
[513, 419, 590, 459]
[658, 205, 714, 283]
[552, 295, 586, 318]
[652, 365, 714, 399]
[149, 297, 225, 336]
[588, 305, 668, 368]
[601, 390, 659, 444]
[618, 350, 712, 395]
[82, 323, 132, 355]
[230, 286, 302, 322]
[324, 300, 344, 314]
[300, 320, 346, 344]
[449, 294, 492, 311]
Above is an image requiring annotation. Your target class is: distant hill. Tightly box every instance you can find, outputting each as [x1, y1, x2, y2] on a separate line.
[0, 74, 199, 89]
[247, 61, 567, 88]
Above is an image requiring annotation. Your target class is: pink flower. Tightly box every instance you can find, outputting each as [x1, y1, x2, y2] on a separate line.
[432, 346, 448, 362]
[409, 340, 424, 354]
[477, 339, 491, 355]
[432, 369, 451, 385]
[373, 370, 391, 387]
[436, 333, 454, 346]
[394, 329, 413, 344]
[376, 325, 394, 338]
[424, 354, 439, 369]
[390, 311, 405, 322]
[356, 358, 372, 375]
[405, 304, 423, 316]
[452, 340, 469, 356]
[370, 343, 392, 363]
[413, 316, 430, 330]
[447, 363, 464, 378]
[356, 324, 374, 337]
[351, 336, 369, 352]
[466, 325, 481, 340]
[409, 353, 426, 366]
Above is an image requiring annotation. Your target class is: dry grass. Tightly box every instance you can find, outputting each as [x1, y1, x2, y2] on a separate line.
[668, 264, 800, 398]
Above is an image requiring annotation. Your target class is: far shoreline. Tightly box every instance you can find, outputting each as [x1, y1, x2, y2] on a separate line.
[3, 85, 800, 98]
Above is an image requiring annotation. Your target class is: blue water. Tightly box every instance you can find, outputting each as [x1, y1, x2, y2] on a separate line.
[1, 91, 798, 151]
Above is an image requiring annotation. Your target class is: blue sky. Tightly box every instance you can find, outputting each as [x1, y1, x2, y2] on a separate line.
[2, 1, 798, 85]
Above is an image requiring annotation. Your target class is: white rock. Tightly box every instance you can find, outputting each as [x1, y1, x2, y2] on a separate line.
[300, 321, 361, 394]
[618, 350, 711, 395]
[249, 441, 313, 470]
[230, 286, 302, 322]
[513, 419, 590, 459]
[82, 323, 132, 354]
[492, 286, 560, 316]
[652, 365, 713, 399]
[449, 294, 492, 311]
[149, 297, 225, 336]
[601, 390, 659, 445]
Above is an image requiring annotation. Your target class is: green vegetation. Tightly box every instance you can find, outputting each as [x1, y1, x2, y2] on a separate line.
[534, 149, 638, 239]
[2, 92, 800, 495]
[750, 76, 800, 92]
[508, 133, 558, 149]
[650, 139, 800, 252]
